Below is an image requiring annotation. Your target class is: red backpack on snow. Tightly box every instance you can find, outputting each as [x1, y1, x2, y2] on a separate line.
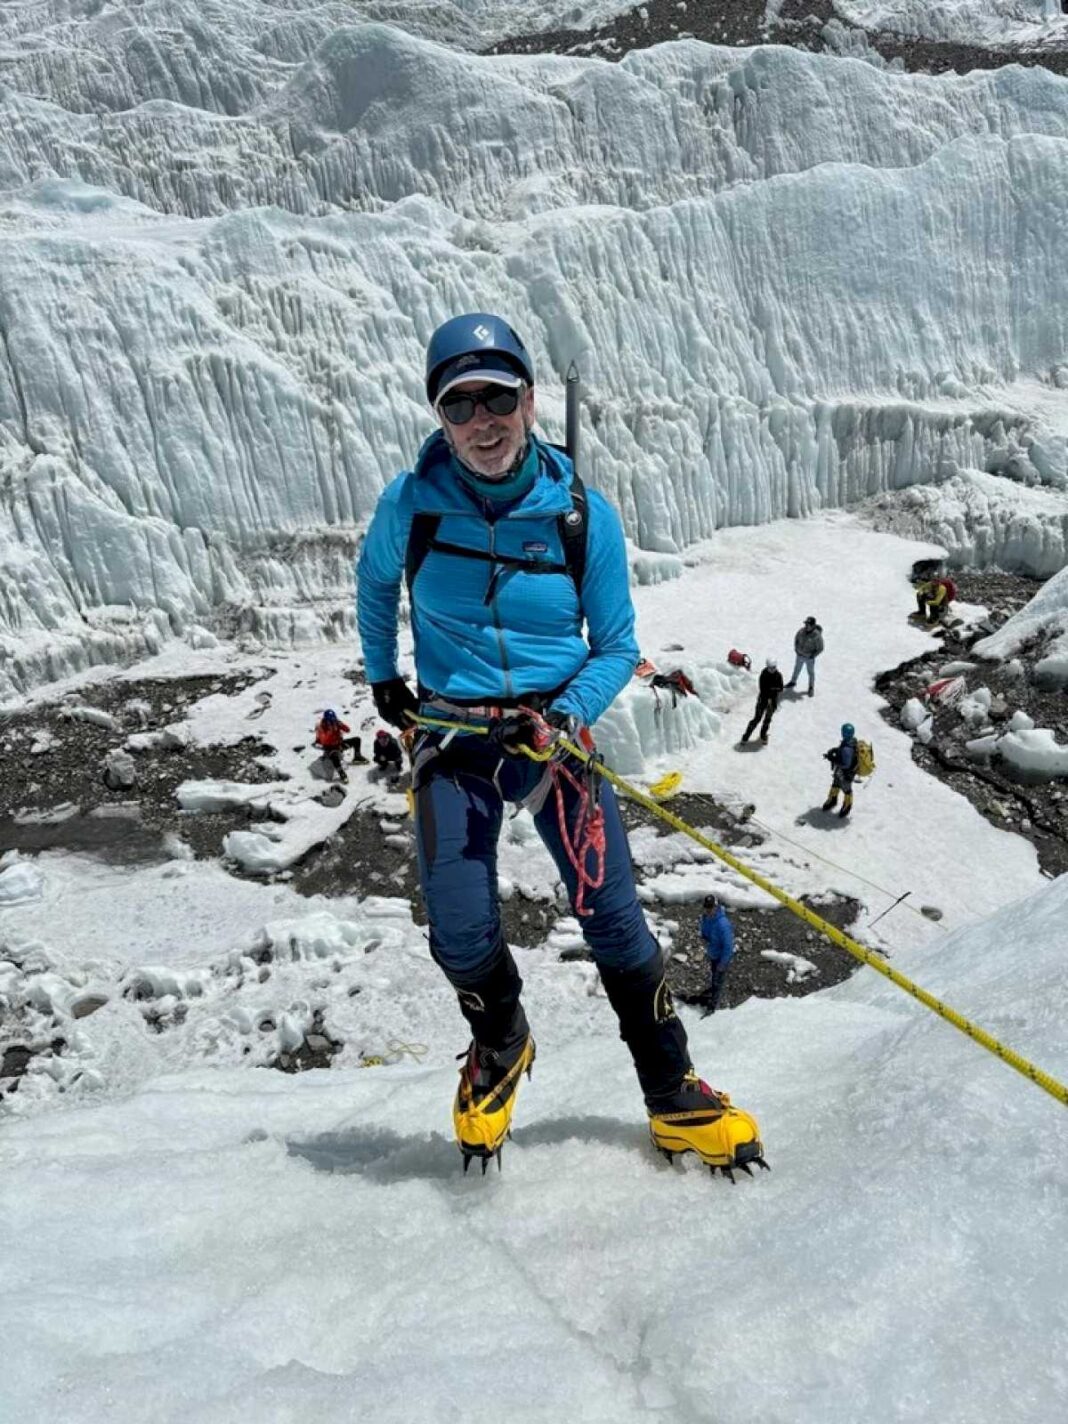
[727, 649, 752, 671]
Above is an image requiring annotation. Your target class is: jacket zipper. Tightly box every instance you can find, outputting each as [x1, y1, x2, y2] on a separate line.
[486, 520, 514, 697]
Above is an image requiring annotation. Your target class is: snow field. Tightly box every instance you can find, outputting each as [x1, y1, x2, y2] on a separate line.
[2, 870, 1066, 1422]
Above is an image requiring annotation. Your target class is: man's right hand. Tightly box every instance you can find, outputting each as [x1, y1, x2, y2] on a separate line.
[372, 677, 419, 729]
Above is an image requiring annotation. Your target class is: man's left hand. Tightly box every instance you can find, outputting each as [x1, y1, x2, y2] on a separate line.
[486, 710, 547, 756]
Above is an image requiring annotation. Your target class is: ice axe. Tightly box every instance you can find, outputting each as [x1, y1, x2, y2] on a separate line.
[565, 360, 581, 465]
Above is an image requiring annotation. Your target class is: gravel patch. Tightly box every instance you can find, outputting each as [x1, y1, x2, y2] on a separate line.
[875, 570, 1068, 878]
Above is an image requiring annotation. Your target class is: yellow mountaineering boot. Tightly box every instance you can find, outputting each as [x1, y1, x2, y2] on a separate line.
[453, 1035, 536, 1174]
[648, 1072, 768, 1180]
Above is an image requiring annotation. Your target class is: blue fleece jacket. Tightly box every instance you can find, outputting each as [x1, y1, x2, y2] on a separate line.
[356, 432, 638, 727]
[700, 907, 735, 968]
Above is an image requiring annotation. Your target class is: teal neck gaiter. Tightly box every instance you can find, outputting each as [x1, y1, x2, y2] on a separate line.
[453, 439, 539, 505]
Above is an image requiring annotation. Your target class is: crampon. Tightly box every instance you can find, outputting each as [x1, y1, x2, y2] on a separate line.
[454, 1034, 535, 1176]
[648, 1073, 769, 1182]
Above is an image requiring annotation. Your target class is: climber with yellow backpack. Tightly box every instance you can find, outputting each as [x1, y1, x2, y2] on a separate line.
[821, 723, 875, 819]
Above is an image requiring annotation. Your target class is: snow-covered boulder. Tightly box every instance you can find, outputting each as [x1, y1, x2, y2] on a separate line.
[900, 697, 929, 731]
[0, 861, 44, 905]
[999, 727, 1068, 781]
[102, 749, 138, 791]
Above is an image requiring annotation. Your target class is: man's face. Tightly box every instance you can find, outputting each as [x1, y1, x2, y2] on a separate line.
[437, 379, 535, 479]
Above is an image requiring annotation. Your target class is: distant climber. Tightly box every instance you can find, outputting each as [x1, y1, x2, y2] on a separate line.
[315, 709, 363, 783]
[913, 574, 956, 625]
[700, 895, 735, 1014]
[822, 723, 859, 818]
[372, 728, 404, 777]
[785, 616, 823, 697]
[741, 658, 784, 744]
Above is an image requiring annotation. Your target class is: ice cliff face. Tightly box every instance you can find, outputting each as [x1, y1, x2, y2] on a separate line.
[2, 11, 1068, 696]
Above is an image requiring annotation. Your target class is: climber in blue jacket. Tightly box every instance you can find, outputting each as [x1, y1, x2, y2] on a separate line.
[700, 895, 736, 1013]
[356, 312, 763, 1177]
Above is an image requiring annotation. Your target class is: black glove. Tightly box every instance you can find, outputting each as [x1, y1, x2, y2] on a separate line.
[372, 677, 418, 729]
[545, 708, 577, 734]
[486, 710, 545, 756]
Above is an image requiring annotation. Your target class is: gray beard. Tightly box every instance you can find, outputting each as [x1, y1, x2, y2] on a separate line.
[445, 420, 532, 481]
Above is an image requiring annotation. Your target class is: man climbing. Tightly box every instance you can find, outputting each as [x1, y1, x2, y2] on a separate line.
[314, 708, 355, 784]
[785, 616, 824, 697]
[741, 658, 784, 743]
[357, 311, 764, 1177]
[823, 723, 859, 818]
[699, 895, 735, 1014]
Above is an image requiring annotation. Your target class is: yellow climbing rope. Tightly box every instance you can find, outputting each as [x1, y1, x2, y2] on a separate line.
[410, 714, 1068, 1110]
[359, 1040, 429, 1068]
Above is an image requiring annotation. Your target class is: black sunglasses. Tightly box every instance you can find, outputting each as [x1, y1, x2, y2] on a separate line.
[438, 384, 522, 425]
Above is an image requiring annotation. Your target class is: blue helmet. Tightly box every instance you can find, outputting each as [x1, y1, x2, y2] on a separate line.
[322, 708, 337, 724]
[841, 723, 855, 740]
[425, 313, 534, 404]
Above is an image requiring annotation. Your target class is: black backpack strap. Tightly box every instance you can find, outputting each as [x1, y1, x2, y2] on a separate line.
[405, 467, 588, 596]
[558, 470, 588, 594]
[405, 512, 441, 595]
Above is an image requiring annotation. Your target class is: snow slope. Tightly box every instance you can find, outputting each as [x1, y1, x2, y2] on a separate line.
[3, 22, 1068, 694]
[1, 804, 1064, 1423]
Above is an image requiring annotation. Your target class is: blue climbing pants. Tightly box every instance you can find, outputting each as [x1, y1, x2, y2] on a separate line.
[413, 731, 658, 984]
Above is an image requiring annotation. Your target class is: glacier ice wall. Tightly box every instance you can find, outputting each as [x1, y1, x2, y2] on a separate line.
[862, 469, 1068, 576]
[2, 22, 1068, 696]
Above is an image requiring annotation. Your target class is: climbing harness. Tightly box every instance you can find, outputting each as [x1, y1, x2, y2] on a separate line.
[414, 709, 605, 917]
[410, 714, 1068, 1111]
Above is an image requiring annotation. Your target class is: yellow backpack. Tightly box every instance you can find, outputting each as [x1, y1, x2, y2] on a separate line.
[856, 740, 876, 779]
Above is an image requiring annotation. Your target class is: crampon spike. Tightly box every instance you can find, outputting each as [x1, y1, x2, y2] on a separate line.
[737, 1163, 754, 1178]
[480, 1156, 489, 1177]
[719, 1166, 736, 1184]
[462, 1153, 473, 1175]
[497, 1148, 503, 1173]
[659, 1148, 675, 1163]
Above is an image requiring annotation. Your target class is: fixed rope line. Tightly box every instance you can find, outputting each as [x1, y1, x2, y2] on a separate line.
[411, 714, 1068, 1110]
[687, 791, 933, 924]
